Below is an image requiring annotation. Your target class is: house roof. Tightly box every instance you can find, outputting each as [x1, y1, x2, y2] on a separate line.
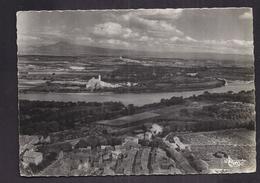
[23, 150, 42, 158]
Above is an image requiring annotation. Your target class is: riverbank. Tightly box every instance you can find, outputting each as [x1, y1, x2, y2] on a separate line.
[18, 80, 254, 106]
[18, 77, 226, 94]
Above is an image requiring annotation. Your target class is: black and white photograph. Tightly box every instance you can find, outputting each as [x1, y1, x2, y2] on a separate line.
[17, 8, 256, 176]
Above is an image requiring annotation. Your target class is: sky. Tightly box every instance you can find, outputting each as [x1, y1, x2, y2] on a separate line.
[17, 8, 254, 55]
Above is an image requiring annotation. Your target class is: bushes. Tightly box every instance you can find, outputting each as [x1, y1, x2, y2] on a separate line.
[160, 96, 184, 106]
[75, 139, 90, 149]
[150, 137, 168, 149]
[180, 108, 190, 117]
[108, 137, 122, 146]
[19, 100, 126, 135]
[192, 90, 255, 104]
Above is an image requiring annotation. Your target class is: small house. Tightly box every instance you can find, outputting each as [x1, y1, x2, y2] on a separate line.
[111, 149, 122, 159]
[144, 132, 152, 141]
[124, 136, 139, 144]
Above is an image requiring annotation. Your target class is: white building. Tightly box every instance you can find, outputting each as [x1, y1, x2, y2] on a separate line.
[23, 150, 43, 166]
[124, 136, 139, 144]
[186, 72, 198, 77]
[150, 123, 163, 136]
[162, 135, 191, 151]
[136, 132, 153, 141]
[122, 136, 140, 149]
[86, 75, 120, 90]
[39, 135, 51, 144]
[111, 149, 122, 159]
[173, 136, 191, 151]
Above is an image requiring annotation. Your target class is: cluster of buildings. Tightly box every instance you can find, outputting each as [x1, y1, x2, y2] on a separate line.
[19, 135, 51, 168]
[20, 121, 210, 175]
[70, 124, 191, 175]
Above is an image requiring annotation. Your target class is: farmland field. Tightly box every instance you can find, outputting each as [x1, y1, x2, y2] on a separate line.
[174, 129, 256, 173]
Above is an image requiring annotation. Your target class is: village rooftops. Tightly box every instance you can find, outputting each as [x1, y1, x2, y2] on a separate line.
[19, 135, 40, 154]
[96, 112, 160, 127]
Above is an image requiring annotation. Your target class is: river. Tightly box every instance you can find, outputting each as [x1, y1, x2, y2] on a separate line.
[18, 80, 254, 106]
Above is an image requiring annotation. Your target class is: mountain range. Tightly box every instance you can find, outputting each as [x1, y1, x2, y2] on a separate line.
[18, 41, 254, 62]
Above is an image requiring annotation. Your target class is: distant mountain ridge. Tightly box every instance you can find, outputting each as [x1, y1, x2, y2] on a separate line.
[19, 41, 144, 57]
[18, 41, 254, 62]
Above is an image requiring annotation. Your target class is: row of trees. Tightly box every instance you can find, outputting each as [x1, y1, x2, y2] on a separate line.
[162, 120, 255, 133]
[191, 90, 255, 104]
[201, 103, 255, 121]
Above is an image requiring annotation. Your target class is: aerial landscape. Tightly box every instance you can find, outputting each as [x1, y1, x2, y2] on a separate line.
[17, 8, 255, 176]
